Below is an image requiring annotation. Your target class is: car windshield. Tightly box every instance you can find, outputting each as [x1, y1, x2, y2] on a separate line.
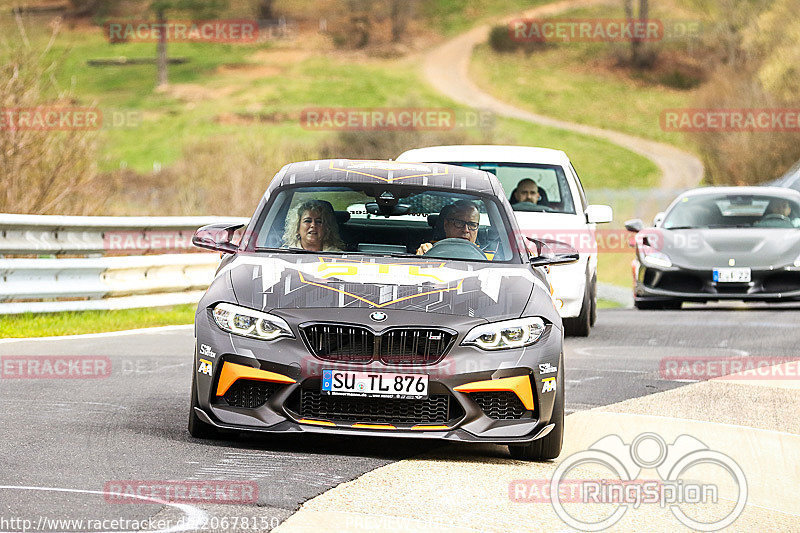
[449, 162, 576, 214]
[250, 185, 518, 262]
[663, 193, 800, 229]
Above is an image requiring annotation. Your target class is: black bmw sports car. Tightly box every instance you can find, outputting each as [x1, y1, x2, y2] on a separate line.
[626, 186, 800, 309]
[188, 159, 577, 460]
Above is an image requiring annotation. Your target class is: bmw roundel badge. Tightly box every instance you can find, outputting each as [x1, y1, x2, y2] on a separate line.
[370, 311, 387, 322]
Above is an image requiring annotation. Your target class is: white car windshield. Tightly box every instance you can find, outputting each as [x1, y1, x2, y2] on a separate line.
[447, 162, 576, 215]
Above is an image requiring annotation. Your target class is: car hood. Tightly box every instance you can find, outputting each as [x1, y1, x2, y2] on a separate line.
[219, 254, 545, 320]
[657, 228, 800, 268]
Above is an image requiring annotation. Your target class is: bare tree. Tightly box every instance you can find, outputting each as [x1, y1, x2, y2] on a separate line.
[149, 0, 227, 88]
[623, 0, 652, 68]
[0, 16, 101, 215]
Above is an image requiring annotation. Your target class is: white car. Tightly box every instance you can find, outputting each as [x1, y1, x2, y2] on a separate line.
[396, 145, 612, 336]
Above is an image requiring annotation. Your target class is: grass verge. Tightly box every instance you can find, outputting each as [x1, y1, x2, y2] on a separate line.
[0, 304, 195, 338]
[597, 298, 623, 309]
[469, 3, 702, 150]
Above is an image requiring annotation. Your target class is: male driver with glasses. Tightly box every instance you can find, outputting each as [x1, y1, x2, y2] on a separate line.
[416, 200, 481, 255]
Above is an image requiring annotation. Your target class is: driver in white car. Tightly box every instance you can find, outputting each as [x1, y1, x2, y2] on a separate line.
[510, 178, 541, 205]
[416, 200, 481, 255]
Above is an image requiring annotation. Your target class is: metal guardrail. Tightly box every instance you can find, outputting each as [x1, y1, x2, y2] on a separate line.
[0, 214, 248, 255]
[0, 214, 249, 314]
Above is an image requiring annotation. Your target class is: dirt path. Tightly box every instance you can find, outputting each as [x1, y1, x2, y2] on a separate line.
[421, 0, 704, 189]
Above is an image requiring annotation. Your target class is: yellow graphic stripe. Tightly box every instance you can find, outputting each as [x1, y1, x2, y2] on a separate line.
[329, 161, 449, 182]
[298, 271, 463, 308]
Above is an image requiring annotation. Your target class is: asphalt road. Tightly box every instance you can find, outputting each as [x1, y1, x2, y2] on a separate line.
[1, 305, 798, 532]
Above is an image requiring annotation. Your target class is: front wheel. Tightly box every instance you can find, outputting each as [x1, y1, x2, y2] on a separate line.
[509, 354, 564, 461]
[563, 284, 591, 337]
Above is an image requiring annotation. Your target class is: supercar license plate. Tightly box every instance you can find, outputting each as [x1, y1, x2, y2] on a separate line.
[713, 267, 751, 283]
[321, 370, 428, 398]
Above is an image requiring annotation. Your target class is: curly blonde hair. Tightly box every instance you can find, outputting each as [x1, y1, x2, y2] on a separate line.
[283, 200, 345, 251]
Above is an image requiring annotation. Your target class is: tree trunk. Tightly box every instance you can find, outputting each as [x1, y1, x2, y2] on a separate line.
[156, 8, 168, 87]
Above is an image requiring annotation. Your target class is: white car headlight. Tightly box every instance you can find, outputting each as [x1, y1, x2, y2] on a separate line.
[638, 245, 672, 268]
[462, 317, 546, 350]
[212, 303, 294, 340]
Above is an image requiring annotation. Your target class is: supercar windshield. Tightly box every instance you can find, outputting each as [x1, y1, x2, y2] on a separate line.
[249, 186, 519, 262]
[663, 193, 800, 229]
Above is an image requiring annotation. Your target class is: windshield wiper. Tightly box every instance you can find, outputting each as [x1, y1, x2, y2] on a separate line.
[664, 226, 703, 230]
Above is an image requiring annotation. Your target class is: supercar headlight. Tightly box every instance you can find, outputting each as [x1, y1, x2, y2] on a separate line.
[212, 303, 293, 340]
[638, 245, 672, 269]
[462, 317, 546, 350]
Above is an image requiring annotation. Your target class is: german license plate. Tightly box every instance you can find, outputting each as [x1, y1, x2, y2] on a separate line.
[713, 267, 751, 283]
[321, 370, 428, 399]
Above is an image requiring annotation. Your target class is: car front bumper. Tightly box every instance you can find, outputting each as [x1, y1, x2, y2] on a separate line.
[193, 307, 563, 444]
[634, 262, 800, 302]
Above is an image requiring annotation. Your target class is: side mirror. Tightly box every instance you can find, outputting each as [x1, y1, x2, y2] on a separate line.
[653, 211, 665, 227]
[585, 204, 613, 224]
[192, 223, 244, 254]
[624, 218, 645, 233]
[526, 237, 580, 267]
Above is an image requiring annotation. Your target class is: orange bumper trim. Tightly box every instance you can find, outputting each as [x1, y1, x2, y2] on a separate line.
[410, 425, 450, 431]
[351, 423, 397, 430]
[215, 361, 296, 397]
[298, 418, 336, 427]
[454, 375, 535, 410]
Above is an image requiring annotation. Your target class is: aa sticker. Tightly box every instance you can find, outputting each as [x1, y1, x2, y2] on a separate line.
[198, 359, 213, 376]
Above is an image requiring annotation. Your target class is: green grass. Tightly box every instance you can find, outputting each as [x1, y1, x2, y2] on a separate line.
[497, 117, 659, 188]
[421, 0, 549, 36]
[4, 9, 662, 187]
[597, 298, 623, 309]
[0, 304, 196, 338]
[469, 2, 703, 149]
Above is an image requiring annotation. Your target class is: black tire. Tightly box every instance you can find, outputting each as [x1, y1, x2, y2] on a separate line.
[634, 299, 682, 310]
[188, 371, 220, 439]
[563, 284, 591, 337]
[589, 276, 597, 327]
[509, 354, 564, 461]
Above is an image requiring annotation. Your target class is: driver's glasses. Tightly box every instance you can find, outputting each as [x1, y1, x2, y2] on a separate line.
[447, 218, 479, 231]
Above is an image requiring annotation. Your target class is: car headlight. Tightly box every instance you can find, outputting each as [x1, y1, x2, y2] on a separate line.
[462, 317, 546, 350]
[638, 245, 672, 268]
[212, 303, 294, 340]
